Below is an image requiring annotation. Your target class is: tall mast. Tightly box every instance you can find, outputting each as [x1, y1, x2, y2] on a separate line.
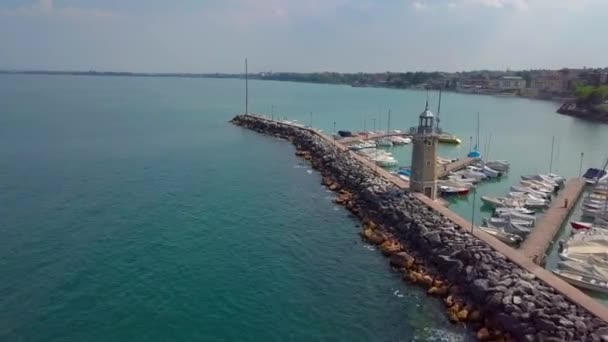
[245, 58, 248, 115]
[549, 136, 555, 174]
[436, 88, 442, 130]
[476, 112, 480, 151]
[387, 109, 391, 133]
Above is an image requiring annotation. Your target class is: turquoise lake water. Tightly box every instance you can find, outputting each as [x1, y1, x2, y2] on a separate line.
[2, 74, 607, 341]
[0, 75, 470, 341]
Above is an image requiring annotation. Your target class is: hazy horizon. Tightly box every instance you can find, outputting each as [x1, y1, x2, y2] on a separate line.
[1, 0, 607, 73]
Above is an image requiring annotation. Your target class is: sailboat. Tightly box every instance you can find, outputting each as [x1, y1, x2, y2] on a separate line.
[467, 112, 481, 158]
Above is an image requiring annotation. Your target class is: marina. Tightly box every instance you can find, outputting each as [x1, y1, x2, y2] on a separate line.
[235, 113, 608, 331]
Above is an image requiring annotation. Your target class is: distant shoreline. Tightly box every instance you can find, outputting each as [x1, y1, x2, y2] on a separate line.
[0, 69, 567, 104]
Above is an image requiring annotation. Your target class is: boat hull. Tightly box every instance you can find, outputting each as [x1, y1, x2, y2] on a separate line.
[552, 270, 608, 294]
[570, 221, 593, 230]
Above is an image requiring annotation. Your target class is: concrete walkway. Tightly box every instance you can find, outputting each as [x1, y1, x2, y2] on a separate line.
[519, 178, 586, 260]
[243, 114, 608, 322]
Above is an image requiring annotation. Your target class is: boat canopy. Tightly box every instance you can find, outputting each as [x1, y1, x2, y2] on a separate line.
[467, 150, 481, 158]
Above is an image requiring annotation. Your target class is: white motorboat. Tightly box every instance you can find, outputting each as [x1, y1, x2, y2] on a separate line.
[447, 174, 479, 185]
[558, 239, 608, 259]
[502, 223, 532, 237]
[484, 160, 510, 172]
[389, 136, 411, 145]
[553, 269, 608, 294]
[521, 174, 559, 188]
[479, 226, 522, 246]
[373, 156, 398, 167]
[439, 180, 473, 189]
[375, 138, 393, 147]
[510, 186, 551, 200]
[481, 196, 519, 208]
[348, 140, 376, 150]
[497, 211, 536, 223]
[524, 199, 550, 210]
[494, 207, 536, 216]
[520, 179, 557, 193]
[397, 174, 410, 181]
[459, 169, 487, 181]
[508, 191, 549, 202]
[482, 217, 535, 228]
[583, 207, 608, 220]
[481, 165, 501, 178]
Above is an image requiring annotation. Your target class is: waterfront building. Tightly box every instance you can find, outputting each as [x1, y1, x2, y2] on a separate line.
[409, 101, 439, 199]
[531, 71, 567, 93]
[490, 76, 526, 91]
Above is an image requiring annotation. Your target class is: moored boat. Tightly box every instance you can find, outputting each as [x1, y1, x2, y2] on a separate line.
[497, 211, 536, 223]
[479, 226, 522, 246]
[510, 186, 551, 199]
[375, 138, 393, 147]
[553, 269, 608, 294]
[438, 133, 462, 144]
[571, 221, 593, 230]
[439, 185, 470, 196]
[583, 168, 608, 184]
[494, 207, 536, 216]
[484, 160, 510, 172]
[482, 217, 534, 229]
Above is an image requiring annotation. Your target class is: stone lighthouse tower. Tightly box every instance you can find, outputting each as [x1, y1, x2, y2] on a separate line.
[410, 100, 439, 199]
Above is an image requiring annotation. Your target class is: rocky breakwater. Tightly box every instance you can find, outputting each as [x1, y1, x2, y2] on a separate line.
[231, 114, 608, 341]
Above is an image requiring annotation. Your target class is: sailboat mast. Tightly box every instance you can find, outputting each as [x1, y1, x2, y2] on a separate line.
[245, 58, 249, 115]
[487, 133, 493, 161]
[387, 109, 391, 133]
[549, 136, 555, 174]
[476, 112, 480, 150]
[436, 88, 442, 130]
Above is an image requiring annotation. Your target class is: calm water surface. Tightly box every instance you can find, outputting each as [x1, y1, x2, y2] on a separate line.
[0, 75, 471, 341]
[2, 74, 607, 340]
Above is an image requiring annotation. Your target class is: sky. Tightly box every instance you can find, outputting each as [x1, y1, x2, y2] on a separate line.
[0, 0, 607, 73]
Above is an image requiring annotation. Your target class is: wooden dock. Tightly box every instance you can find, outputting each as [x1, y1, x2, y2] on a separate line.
[437, 157, 476, 178]
[242, 115, 608, 322]
[519, 178, 586, 260]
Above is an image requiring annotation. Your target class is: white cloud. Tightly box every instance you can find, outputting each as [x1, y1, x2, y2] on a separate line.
[461, 0, 529, 10]
[412, 1, 428, 11]
[0, 0, 113, 18]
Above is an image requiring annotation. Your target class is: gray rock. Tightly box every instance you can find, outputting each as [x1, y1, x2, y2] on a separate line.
[513, 296, 522, 305]
[537, 318, 557, 332]
[487, 292, 503, 308]
[559, 318, 574, 329]
[515, 280, 536, 295]
[574, 320, 587, 333]
[499, 278, 514, 287]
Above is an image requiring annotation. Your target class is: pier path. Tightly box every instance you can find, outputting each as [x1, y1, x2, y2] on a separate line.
[245, 114, 608, 322]
[519, 178, 586, 259]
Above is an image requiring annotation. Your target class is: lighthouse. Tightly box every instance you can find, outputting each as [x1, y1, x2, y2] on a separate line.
[410, 100, 439, 199]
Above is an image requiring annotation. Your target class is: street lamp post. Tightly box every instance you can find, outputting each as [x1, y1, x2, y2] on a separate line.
[333, 121, 337, 146]
[471, 187, 477, 233]
[579, 152, 585, 177]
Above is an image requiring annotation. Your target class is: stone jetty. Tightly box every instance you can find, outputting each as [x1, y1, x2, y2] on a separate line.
[231, 114, 608, 341]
